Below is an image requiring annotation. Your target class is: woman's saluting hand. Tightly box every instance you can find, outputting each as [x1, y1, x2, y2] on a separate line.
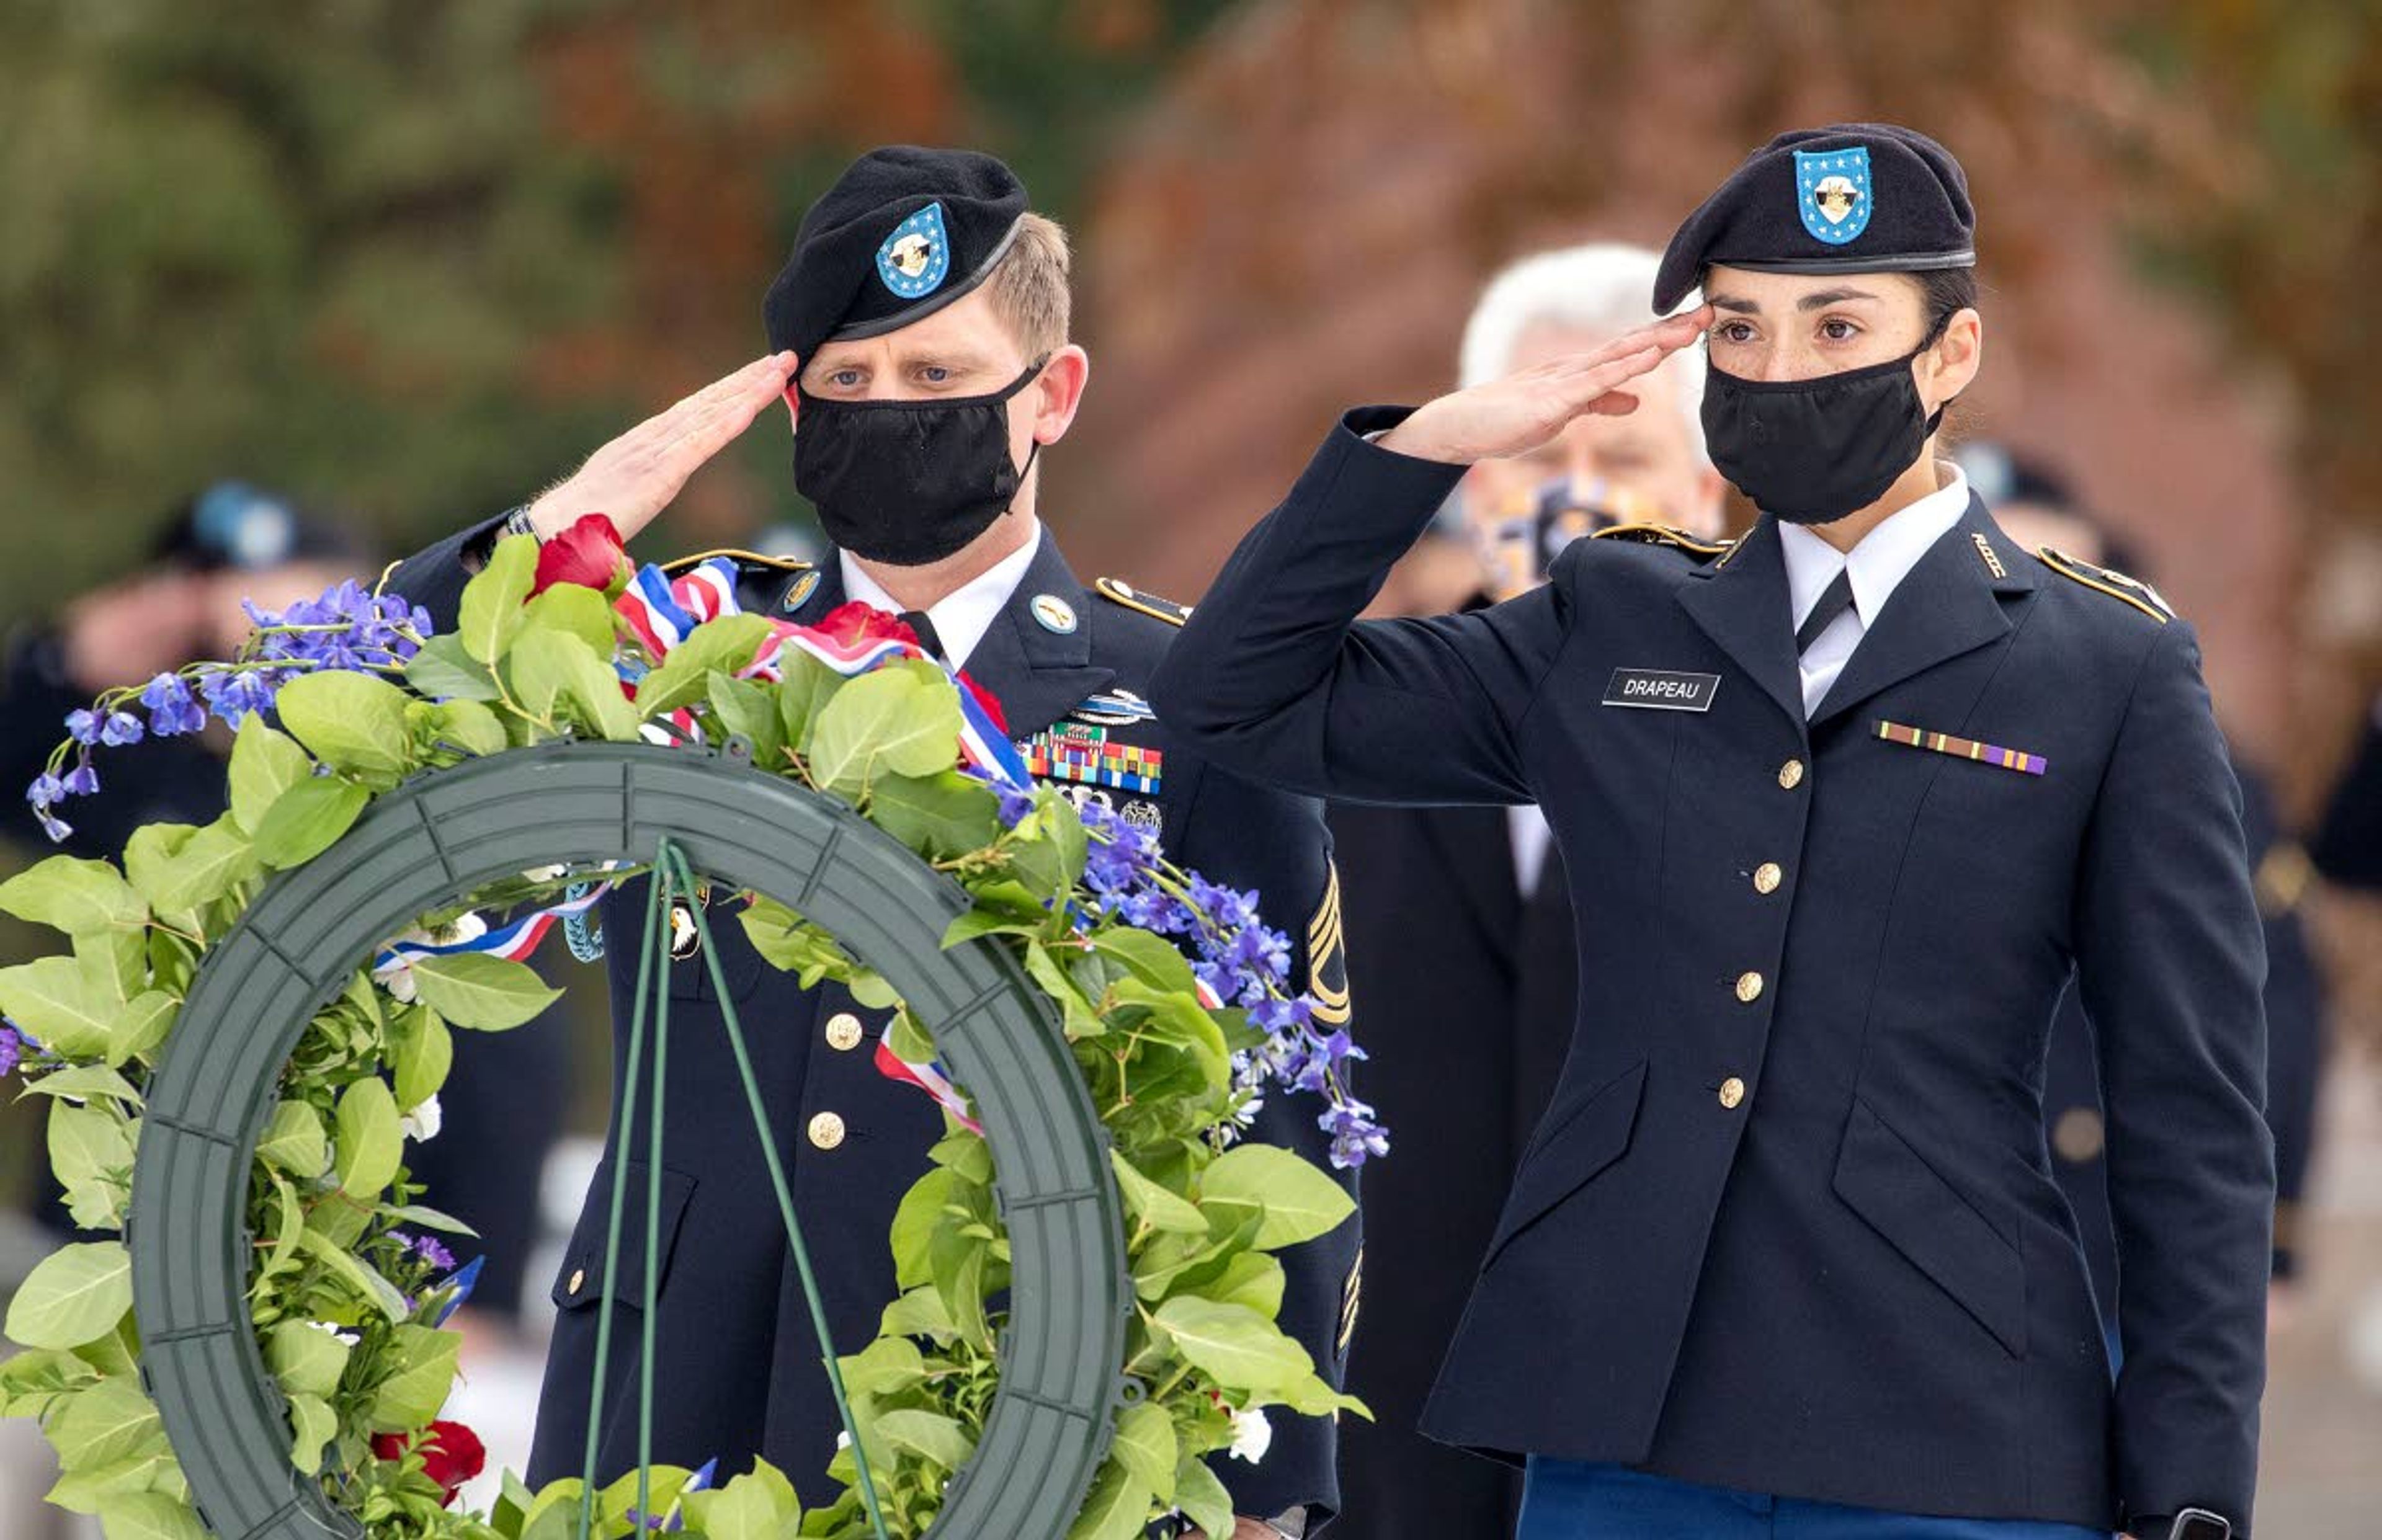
[1376, 306, 1711, 466]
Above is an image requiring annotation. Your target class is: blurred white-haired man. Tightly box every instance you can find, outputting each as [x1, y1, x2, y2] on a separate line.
[1458, 243, 1726, 598]
[1331, 242, 1721, 1540]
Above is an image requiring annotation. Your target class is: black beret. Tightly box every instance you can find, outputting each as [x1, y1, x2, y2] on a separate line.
[1654, 123, 1974, 311]
[762, 146, 1028, 362]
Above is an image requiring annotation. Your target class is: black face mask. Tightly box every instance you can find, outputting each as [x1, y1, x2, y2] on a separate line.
[795, 357, 1047, 566]
[1700, 344, 1946, 525]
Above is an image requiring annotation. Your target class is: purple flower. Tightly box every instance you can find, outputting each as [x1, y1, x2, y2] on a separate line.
[0, 1023, 22, 1079]
[64, 710, 100, 746]
[27, 773, 65, 809]
[993, 781, 1038, 829]
[99, 711, 144, 746]
[198, 668, 279, 728]
[246, 580, 427, 674]
[60, 764, 99, 797]
[402, 1233, 457, 1272]
[140, 674, 205, 736]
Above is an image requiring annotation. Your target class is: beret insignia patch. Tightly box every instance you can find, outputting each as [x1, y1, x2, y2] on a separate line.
[1795, 146, 1871, 245]
[877, 202, 951, 300]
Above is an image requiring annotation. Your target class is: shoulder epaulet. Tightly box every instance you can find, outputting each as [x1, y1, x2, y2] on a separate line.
[1095, 576, 1191, 627]
[1589, 522, 1736, 558]
[661, 548, 816, 579]
[2032, 546, 2172, 624]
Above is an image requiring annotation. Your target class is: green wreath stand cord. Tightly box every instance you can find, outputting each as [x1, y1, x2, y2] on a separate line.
[127, 741, 1130, 1540]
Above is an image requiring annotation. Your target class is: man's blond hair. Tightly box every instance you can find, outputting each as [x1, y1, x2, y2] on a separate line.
[985, 213, 1071, 358]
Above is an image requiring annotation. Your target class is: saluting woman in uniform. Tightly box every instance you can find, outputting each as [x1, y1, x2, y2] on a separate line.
[1153, 124, 2268, 1540]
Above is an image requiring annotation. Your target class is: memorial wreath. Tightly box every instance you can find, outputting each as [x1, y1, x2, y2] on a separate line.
[0, 519, 1378, 1540]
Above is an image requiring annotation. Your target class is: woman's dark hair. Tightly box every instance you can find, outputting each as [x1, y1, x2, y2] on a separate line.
[1916, 267, 1979, 344]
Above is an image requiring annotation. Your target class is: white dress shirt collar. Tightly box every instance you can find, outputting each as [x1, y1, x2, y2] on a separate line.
[1778, 464, 1971, 633]
[838, 519, 1045, 672]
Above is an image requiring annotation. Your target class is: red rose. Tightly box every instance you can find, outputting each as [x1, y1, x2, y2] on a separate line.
[813, 601, 919, 650]
[531, 514, 634, 597]
[373, 1419, 487, 1506]
[957, 670, 1009, 734]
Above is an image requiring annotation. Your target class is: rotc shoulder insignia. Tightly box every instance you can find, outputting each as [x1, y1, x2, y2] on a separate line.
[1795, 146, 1873, 246]
[1023, 722, 1162, 795]
[877, 202, 951, 299]
[1095, 576, 1192, 626]
[1589, 523, 1735, 558]
[2033, 546, 2174, 624]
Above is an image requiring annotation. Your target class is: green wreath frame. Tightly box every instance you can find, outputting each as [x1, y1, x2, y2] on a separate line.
[131, 741, 1130, 1539]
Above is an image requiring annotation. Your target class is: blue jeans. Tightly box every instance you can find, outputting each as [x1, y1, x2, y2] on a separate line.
[1517, 1459, 2115, 1539]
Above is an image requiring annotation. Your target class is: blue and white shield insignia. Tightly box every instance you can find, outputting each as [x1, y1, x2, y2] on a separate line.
[1794, 146, 1871, 246]
[877, 202, 951, 300]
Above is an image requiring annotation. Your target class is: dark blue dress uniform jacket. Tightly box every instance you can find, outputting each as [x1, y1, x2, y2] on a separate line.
[389, 520, 1362, 1527]
[1148, 411, 2274, 1539]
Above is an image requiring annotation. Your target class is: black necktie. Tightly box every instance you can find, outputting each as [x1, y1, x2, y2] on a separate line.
[1795, 569, 1856, 656]
[899, 609, 948, 664]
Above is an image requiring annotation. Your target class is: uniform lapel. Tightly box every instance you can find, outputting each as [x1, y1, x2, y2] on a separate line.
[1806, 496, 2033, 730]
[1676, 516, 1808, 737]
[957, 533, 1115, 736]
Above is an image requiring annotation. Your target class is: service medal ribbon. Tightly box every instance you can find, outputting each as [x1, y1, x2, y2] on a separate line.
[1875, 719, 2046, 777]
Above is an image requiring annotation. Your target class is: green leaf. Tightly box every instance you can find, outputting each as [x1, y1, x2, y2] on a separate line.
[774, 649, 842, 746]
[392, 1005, 455, 1108]
[425, 698, 508, 757]
[297, 1231, 410, 1324]
[408, 952, 563, 1030]
[1193, 1252, 1287, 1317]
[888, 1168, 963, 1291]
[635, 613, 772, 718]
[836, 1335, 927, 1401]
[48, 1101, 133, 1230]
[252, 775, 372, 870]
[276, 670, 416, 781]
[806, 664, 963, 796]
[1173, 1454, 1235, 1540]
[707, 670, 788, 767]
[873, 1407, 975, 1471]
[256, 1100, 329, 1179]
[6, 1242, 133, 1350]
[0, 857, 145, 938]
[458, 533, 538, 664]
[227, 717, 314, 835]
[122, 824, 198, 912]
[1025, 941, 1105, 1041]
[0, 956, 115, 1057]
[265, 1321, 353, 1399]
[1110, 1151, 1209, 1236]
[1088, 928, 1202, 997]
[684, 1459, 801, 1540]
[1150, 1297, 1313, 1394]
[107, 990, 177, 1068]
[286, 1392, 337, 1473]
[509, 627, 641, 741]
[1064, 1456, 1151, 1540]
[878, 1286, 956, 1343]
[255, 1173, 305, 1292]
[47, 1373, 161, 1472]
[333, 1076, 403, 1196]
[1200, 1144, 1356, 1250]
[1109, 1400, 1177, 1503]
[404, 633, 504, 701]
[19, 1064, 143, 1106]
[868, 770, 1001, 859]
[523, 582, 618, 654]
[96, 1492, 207, 1540]
[50, 1449, 181, 1515]
[141, 815, 262, 912]
[365, 1323, 462, 1432]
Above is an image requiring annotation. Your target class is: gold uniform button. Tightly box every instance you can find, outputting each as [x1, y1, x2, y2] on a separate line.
[1734, 971, 1765, 1004]
[1778, 758, 1806, 790]
[808, 1111, 847, 1150]
[824, 1012, 864, 1052]
[567, 1267, 587, 1296]
[1719, 1077, 1747, 1110]
[1753, 862, 1783, 895]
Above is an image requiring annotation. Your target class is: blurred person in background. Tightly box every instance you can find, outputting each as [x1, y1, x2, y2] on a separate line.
[0, 481, 566, 1421]
[1332, 242, 1718, 1540]
[1956, 443, 2328, 1332]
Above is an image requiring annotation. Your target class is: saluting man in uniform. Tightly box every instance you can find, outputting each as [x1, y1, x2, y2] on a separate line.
[1153, 123, 2270, 1540]
[391, 147, 1358, 1540]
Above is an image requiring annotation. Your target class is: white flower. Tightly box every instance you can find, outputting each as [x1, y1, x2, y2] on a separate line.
[304, 1320, 361, 1348]
[375, 913, 488, 1003]
[400, 1094, 443, 1143]
[1228, 1406, 1272, 1464]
